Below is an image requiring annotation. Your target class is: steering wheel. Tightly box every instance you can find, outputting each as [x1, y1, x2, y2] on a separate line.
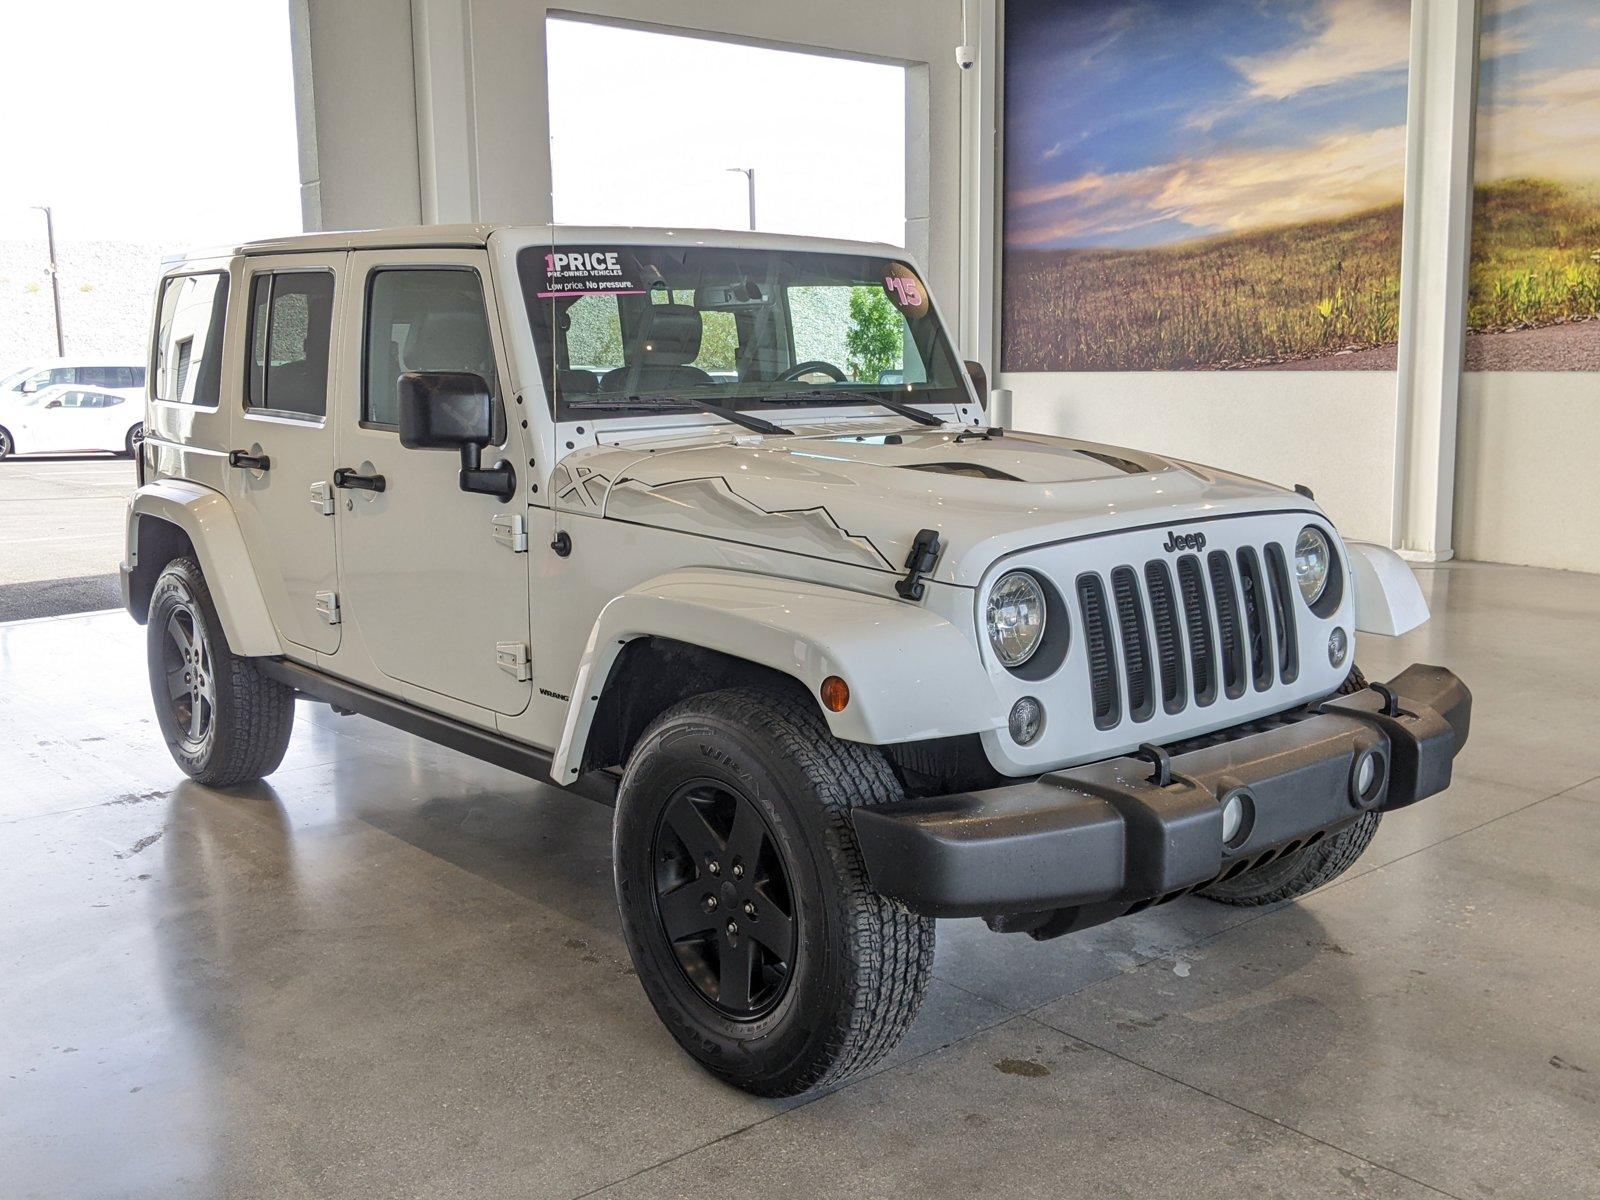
[776, 360, 847, 383]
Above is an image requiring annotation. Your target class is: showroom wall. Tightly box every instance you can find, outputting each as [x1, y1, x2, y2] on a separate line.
[288, 0, 966, 326]
[990, 0, 1600, 573]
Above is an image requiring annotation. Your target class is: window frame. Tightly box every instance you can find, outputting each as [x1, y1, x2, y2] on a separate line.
[242, 266, 337, 424]
[150, 269, 231, 409]
[359, 263, 498, 433]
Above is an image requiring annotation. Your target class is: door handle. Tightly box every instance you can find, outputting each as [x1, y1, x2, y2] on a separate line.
[227, 449, 271, 471]
[333, 467, 386, 493]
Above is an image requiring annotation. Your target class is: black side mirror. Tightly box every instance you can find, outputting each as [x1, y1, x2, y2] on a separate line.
[398, 371, 516, 502]
[963, 360, 988, 404]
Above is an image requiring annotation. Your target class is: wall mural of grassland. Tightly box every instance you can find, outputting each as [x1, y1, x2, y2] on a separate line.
[1002, 0, 1410, 372]
[1467, 0, 1600, 371]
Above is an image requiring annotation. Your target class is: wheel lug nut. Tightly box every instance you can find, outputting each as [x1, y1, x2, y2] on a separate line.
[707, 860, 721, 876]
[726, 921, 738, 937]
[743, 902, 756, 917]
[731, 863, 744, 880]
[703, 895, 718, 911]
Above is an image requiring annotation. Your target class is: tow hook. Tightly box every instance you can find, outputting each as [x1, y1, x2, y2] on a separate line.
[895, 528, 942, 601]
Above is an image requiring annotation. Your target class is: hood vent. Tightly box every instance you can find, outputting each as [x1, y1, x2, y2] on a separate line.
[1075, 449, 1149, 475]
[901, 461, 1023, 482]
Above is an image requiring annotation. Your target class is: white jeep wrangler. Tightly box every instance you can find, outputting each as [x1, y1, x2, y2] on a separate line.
[124, 226, 1471, 1096]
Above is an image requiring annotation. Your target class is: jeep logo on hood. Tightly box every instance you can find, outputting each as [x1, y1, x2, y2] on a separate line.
[1162, 530, 1206, 553]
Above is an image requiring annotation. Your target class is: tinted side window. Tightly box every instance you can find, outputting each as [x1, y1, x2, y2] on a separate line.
[154, 272, 229, 404]
[246, 270, 335, 419]
[362, 268, 500, 429]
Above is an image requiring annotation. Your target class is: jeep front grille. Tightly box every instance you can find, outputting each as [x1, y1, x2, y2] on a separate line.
[1074, 541, 1301, 728]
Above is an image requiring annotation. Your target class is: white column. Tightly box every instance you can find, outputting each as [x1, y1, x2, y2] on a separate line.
[1390, 0, 1479, 561]
[957, 0, 1000, 374]
[411, 0, 480, 224]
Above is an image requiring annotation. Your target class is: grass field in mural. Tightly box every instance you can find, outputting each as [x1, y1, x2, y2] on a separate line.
[1002, 204, 1402, 371]
[1469, 179, 1600, 333]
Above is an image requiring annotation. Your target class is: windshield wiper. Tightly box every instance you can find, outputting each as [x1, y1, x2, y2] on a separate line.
[757, 389, 946, 428]
[564, 393, 792, 436]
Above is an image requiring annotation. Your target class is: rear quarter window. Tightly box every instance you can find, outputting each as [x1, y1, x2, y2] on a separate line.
[153, 272, 230, 405]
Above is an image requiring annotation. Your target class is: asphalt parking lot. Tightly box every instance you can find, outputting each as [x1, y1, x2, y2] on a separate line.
[0, 456, 132, 621]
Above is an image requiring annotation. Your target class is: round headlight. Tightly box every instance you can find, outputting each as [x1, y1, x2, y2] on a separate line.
[986, 571, 1047, 667]
[1295, 526, 1332, 606]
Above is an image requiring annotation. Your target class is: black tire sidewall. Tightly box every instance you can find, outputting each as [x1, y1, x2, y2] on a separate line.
[614, 700, 860, 1089]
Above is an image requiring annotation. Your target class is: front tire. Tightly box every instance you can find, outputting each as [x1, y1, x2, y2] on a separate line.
[0, 426, 13, 460]
[1199, 666, 1378, 906]
[613, 686, 934, 1096]
[147, 557, 295, 786]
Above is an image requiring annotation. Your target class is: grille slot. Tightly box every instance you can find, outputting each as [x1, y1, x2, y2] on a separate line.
[1263, 543, 1299, 684]
[1067, 535, 1303, 733]
[1176, 555, 1217, 706]
[1207, 550, 1247, 699]
[1110, 566, 1155, 722]
[1236, 547, 1274, 692]
[1077, 574, 1120, 730]
[1144, 560, 1186, 714]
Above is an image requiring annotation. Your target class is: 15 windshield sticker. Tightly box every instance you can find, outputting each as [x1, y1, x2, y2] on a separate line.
[882, 262, 930, 320]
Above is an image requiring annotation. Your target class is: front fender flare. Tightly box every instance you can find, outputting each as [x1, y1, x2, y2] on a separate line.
[1347, 541, 1430, 637]
[550, 569, 1005, 784]
[126, 480, 282, 657]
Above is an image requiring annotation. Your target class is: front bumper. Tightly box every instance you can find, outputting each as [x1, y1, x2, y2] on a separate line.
[854, 665, 1470, 926]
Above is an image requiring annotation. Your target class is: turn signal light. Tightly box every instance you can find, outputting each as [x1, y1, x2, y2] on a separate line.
[820, 676, 850, 712]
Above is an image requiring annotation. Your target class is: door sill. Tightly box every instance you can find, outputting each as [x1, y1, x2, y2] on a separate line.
[260, 658, 618, 804]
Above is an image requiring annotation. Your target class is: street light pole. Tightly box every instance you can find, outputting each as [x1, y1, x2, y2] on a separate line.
[726, 167, 756, 231]
[31, 205, 64, 357]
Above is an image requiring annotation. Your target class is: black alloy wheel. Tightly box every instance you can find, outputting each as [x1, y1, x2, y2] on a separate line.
[651, 779, 797, 1018]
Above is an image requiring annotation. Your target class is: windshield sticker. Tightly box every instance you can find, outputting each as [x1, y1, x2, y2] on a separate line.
[537, 249, 646, 298]
[882, 263, 930, 319]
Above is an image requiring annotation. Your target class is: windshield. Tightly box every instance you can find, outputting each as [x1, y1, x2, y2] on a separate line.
[518, 244, 967, 421]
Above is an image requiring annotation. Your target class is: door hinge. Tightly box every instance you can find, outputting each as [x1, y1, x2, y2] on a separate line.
[315, 591, 341, 625]
[309, 481, 335, 516]
[496, 641, 532, 681]
[491, 512, 528, 553]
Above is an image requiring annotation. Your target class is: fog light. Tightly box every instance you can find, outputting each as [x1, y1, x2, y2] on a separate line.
[1328, 627, 1349, 667]
[1008, 696, 1044, 745]
[1220, 789, 1254, 849]
[1351, 747, 1386, 806]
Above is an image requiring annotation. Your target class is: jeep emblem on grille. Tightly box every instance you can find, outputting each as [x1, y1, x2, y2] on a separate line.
[1162, 530, 1207, 552]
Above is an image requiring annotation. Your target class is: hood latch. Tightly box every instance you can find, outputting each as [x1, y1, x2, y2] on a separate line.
[895, 528, 943, 601]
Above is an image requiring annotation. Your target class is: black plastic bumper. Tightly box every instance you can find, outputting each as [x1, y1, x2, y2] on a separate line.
[853, 665, 1471, 922]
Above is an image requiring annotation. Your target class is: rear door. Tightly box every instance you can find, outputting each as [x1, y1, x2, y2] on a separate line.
[333, 249, 532, 716]
[226, 256, 343, 655]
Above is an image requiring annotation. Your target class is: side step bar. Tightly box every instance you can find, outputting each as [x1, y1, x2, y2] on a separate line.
[259, 658, 619, 804]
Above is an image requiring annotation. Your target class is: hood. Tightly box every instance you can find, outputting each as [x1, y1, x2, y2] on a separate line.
[554, 420, 1317, 587]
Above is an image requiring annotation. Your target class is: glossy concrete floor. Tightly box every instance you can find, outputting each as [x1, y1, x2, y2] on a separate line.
[3, 562, 1598, 1200]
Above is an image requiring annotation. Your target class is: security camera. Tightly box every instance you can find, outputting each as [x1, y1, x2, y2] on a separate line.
[955, 43, 977, 70]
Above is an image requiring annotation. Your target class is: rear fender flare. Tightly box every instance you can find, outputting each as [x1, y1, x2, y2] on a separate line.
[126, 481, 282, 657]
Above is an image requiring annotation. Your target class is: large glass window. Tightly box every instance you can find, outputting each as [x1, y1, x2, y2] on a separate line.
[246, 270, 335, 419]
[520, 245, 964, 420]
[362, 268, 501, 429]
[153, 272, 229, 405]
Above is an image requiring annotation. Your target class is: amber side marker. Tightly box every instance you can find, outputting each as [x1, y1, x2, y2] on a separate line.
[820, 676, 850, 712]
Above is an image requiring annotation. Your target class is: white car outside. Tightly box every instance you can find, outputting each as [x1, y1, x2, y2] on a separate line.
[0, 384, 143, 458]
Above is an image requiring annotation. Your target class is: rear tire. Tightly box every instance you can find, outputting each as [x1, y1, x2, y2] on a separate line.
[1199, 666, 1378, 906]
[124, 424, 142, 458]
[146, 557, 295, 786]
[613, 685, 934, 1096]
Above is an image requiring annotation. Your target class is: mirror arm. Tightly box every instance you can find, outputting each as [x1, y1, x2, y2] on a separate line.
[457, 441, 517, 502]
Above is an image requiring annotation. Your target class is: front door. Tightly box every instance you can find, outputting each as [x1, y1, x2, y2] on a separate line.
[227, 257, 343, 656]
[333, 250, 532, 717]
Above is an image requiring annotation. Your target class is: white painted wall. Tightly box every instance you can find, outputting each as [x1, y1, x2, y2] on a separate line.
[1001, 372, 1397, 544]
[1455, 374, 1600, 573]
